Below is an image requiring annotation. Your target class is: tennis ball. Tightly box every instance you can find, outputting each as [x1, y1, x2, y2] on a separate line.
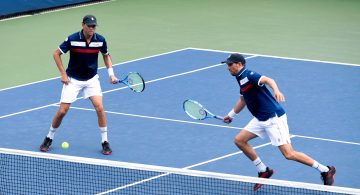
[62, 142, 69, 149]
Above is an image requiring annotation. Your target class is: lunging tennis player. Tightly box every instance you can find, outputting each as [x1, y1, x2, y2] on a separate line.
[40, 15, 117, 155]
[221, 53, 336, 190]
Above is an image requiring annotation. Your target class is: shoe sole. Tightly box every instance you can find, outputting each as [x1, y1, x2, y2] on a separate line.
[40, 148, 49, 152]
[254, 170, 275, 191]
[102, 151, 112, 155]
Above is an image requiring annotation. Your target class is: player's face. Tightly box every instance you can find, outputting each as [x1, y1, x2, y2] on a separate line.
[82, 23, 96, 37]
[227, 63, 242, 76]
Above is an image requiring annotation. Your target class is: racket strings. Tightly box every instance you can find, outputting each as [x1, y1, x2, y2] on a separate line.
[127, 72, 145, 92]
[184, 101, 206, 120]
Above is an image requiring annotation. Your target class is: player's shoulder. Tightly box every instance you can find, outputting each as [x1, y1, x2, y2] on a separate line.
[243, 69, 262, 81]
[94, 33, 106, 41]
[243, 69, 256, 75]
[67, 31, 81, 41]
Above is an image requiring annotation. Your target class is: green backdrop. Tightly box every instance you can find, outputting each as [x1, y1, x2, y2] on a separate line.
[0, 0, 359, 89]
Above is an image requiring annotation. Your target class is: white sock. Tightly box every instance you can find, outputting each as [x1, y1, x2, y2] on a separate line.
[253, 157, 267, 172]
[312, 161, 329, 172]
[47, 125, 57, 139]
[100, 127, 108, 143]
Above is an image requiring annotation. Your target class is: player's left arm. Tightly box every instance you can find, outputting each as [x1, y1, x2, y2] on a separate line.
[259, 76, 285, 102]
[101, 37, 117, 84]
[103, 54, 118, 84]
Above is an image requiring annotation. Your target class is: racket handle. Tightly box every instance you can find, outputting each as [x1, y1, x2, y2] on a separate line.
[115, 79, 126, 84]
[214, 115, 224, 120]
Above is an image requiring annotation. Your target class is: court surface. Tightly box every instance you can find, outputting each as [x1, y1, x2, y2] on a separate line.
[0, 48, 359, 191]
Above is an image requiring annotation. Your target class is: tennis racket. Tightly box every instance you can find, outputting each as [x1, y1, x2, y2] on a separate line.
[183, 99, 223, 120]
[116, 72, 145, 92]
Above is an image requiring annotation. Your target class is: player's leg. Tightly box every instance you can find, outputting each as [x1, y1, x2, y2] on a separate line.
[278, 143, 314, 165]
[85, 75, 112, 155]
[89, 96, 106, 127]
[52, 103, 71, 128]
[40, 79, 80, 152]
[236, 118, 270, 171]
[235, 118, 274, 191]
[269, 114, 336, 185]
[89, 95, 112, 155]
[40, 103, 71, 152]
[234, 130, 258, 161]
[278, 143, 336, 185]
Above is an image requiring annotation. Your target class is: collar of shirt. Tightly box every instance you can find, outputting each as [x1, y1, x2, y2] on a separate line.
[78, 30, 98, 41]
[235, 66, 247, 78]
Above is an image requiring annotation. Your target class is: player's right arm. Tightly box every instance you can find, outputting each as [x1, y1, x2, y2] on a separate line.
[224, 96, 246, 124]
[53, 49, 69, 85]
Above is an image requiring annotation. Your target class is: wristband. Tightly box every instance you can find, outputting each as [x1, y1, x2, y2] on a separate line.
[227, 109, 236, 118]
[107, 68, 114, 77]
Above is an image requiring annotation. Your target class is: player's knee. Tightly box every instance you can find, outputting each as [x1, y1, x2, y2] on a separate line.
[234, 136, 247, 148]
[57, 108, 69, 117]
[94, 104, 104, 113]
[282, 151, 296, 160]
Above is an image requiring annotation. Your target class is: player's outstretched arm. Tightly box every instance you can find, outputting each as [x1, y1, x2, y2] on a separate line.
[103, 54, 118, 84]
[260, 76, 285, 102]
[224, 96, 246, 124]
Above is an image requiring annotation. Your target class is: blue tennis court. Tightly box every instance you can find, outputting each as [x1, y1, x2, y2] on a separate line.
[0, 48, 359, 193]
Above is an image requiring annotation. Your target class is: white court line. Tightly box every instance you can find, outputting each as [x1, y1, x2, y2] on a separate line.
[96, 172, 171, 194]
[0, 104, 59, 119]
[103, 55, 258, 94]
[0, 48, 191, 92]
[182, 140, 277, 169]
[68, 106, 360, 146]
[189, 47, 360, 67]
[0, 55, 257, 119]
[293, 135, 360, 146]
[96, 141, 276, 194]
[2, 47, 358, 92]
[3, 45, 358, 92]
[63, 105, 360, 193]
[67, 106, 242, 130]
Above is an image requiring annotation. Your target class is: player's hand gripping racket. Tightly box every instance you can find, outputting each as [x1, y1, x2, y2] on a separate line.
[183, 99, 223, 120]
[116, 72, 145, 92]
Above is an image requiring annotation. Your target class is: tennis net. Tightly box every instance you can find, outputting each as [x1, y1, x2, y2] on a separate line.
[1, 148, 359, 195]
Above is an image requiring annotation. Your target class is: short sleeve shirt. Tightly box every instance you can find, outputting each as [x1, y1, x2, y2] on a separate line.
[235, 67, 285, 121]
[58, 30, 109, 81]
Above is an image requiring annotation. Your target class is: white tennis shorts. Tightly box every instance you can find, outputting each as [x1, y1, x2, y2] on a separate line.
[244, 114, 291, 146]
[60, 74, 102, 103]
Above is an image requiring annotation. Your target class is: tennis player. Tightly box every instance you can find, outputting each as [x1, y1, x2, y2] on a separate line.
[221, 53, 336, 190]
[40, 15, 117, 155]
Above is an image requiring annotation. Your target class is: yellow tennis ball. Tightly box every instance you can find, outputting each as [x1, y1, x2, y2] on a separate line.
[62, 142, 69, 149]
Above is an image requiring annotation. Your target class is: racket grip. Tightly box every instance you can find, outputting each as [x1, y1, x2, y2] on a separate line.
[116, 79, 125, 84]
[214, 115, 224, 120]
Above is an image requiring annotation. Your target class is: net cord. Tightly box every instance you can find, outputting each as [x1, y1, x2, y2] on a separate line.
[0, 148, 358, 194]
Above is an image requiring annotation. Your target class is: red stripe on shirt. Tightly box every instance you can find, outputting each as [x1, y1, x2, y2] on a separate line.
[240, 83, 254, 93]
[71, 48, 100, 53]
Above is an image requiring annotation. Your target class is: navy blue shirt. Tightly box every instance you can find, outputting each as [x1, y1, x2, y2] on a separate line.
[58, 30, 108, 81]
[235, 67, 285, 121]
